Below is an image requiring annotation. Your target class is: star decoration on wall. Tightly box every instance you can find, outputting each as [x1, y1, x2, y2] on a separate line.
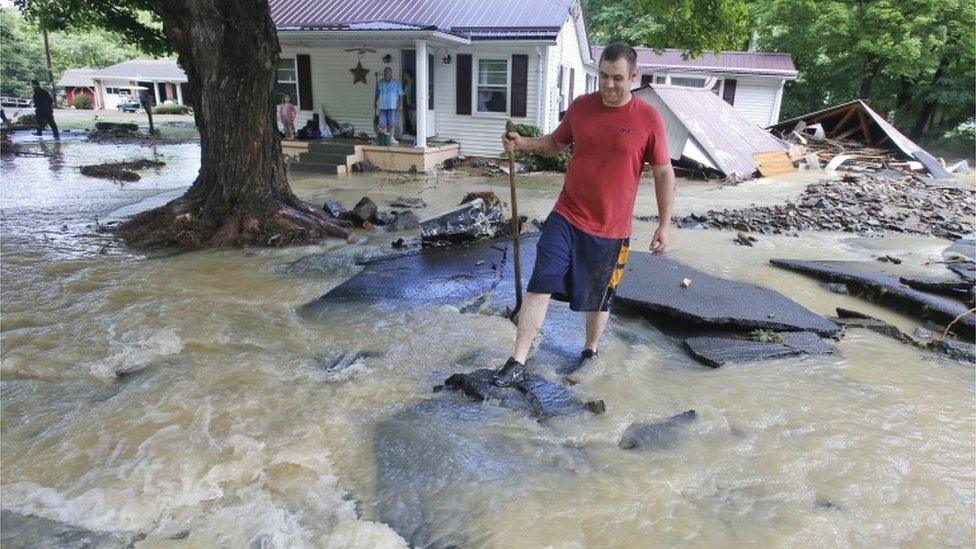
[350, 61, 369, 84]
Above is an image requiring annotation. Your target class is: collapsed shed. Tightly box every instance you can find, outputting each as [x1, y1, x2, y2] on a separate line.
[635, 83, 794, 181]
[767, 99, 952, 179]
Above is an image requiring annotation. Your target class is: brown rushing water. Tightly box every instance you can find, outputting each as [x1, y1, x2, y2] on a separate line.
[1, 139, 973, 547]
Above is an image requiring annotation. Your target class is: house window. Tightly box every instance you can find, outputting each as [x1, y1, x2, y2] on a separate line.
[654, 75, 667, 84]
[476, 58, 508, 114]
[276, 58, 299, 104]
[671, 76, 707, 88]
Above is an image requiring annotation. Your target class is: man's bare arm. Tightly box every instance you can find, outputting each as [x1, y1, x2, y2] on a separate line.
[649, 163, 675, 253]
[502, 131, 567, 157]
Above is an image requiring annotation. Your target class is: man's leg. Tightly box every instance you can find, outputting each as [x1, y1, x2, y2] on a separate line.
[34, 112, 43, 136]
[584, 310, 610, 352]
[511, 292, 551, 364]
[48, 113, 59, 139]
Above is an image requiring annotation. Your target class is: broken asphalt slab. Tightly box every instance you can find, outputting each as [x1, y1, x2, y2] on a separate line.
[616, 252, 842, 337]
[770, 259, 975, 339]
[683, 331, 834, 368]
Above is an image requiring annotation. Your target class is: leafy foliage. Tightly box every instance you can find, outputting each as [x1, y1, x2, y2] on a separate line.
[152, 103, 189, 115]
[71, 93, 92, 109]
[583, 0, 753, 56]
[1, 8, 148, 97]
[507, 123, 571, 172]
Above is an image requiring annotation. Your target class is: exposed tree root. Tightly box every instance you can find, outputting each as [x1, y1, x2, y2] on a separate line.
[114, 196, 350, 250]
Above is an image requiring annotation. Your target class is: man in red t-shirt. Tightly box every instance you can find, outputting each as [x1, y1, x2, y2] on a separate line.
[494, 42, 675, 386]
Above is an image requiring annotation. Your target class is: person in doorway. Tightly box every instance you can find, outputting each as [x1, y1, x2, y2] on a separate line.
[374, 66, 403, 143]
[402, 69, 416, 136]
[494, 42, 675, 386]
[31, 80, 59, 139]
[278, 93, 297, 140]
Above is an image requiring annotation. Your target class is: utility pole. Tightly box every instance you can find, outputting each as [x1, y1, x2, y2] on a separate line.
[42, 28, 56, 107]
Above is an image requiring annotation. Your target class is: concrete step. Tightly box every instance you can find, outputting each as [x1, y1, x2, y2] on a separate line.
[297, 151, 352, 165]
[288, 161, 346, 175]
[306, 141, 358, 155]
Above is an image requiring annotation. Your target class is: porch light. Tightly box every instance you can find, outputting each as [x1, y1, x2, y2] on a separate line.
[442, 54, 452, 64]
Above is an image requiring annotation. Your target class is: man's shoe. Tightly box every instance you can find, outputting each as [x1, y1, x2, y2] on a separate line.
[576, 348, 598, 369]
[492, 357, 526, 387]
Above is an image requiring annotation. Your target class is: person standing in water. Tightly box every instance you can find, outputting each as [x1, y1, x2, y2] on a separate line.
[494, 42, 675, 386]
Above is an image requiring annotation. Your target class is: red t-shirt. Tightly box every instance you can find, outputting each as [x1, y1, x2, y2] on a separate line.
[551, 92, 670, 239]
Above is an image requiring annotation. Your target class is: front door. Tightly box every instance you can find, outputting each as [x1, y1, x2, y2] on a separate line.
[401, 50, 436, 139]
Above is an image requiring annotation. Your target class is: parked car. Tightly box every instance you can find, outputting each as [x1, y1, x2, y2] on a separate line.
[116, 99, 141, 113]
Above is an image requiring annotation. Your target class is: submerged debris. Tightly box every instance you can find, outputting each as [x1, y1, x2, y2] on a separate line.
[676, 174, 974, 239]
[420, 192, 504, 247]
[80, 158, 165, 181]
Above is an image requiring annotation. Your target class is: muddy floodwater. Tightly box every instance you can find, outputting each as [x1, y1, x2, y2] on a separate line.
[1, 139, 973, 547]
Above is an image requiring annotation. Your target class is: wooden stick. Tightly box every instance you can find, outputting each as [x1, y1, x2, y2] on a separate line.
[506, 120, 523, 320]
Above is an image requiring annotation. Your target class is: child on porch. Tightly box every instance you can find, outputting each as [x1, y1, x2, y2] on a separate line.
[278, 93, 296, 140]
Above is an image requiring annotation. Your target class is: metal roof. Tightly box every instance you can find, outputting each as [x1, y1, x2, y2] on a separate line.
[58, 69, 96, 88]
[91, 59, 186, 82]
[636, 84, 790, 179]
[270, 0, 571, 37]
[594, 47, 797, 78]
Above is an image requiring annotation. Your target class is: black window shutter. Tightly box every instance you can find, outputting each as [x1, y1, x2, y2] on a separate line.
[569, 68, 575, 100]
[456, 54, 472, 115]
[296, 54, 313, 110]
[722, 78, 737, 105]
[511, 54, 528, 118]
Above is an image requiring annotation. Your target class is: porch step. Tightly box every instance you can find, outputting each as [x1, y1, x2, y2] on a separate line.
[306, 141, 358, 155]
[288, 161, 347, 175]
[297, 151, 353, 166]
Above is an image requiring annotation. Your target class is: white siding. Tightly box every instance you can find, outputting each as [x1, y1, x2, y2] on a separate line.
[729, 77, 781, 127]
[279, 46, 397, 135]
[544, 14, 590, 134]
[433, 45, 542, 157]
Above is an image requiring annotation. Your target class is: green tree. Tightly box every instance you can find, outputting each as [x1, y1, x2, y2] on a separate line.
[17, 0, 348, 248]
[755, 0, 975, 139]
[0, 10, 47, 97]
[583, 0, 754, 55]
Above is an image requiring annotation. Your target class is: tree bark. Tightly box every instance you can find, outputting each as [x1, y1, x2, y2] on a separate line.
[911, 55, 949, 138]
[117, 0, 348, 248]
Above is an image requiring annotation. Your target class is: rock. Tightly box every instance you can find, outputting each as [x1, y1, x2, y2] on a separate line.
[374, 399, 580, 547]
[927, 339, 976, 363]
[683, 336, 802, 368]
[443, 368, 591, 420]
[946, 260, 976, 281]
[372, 211, 394, 226]
[419, 197, 504, 247]
[459, 191, 501, 208]
[0, 510, 139, 549]
[821, 282, 850, 295]
[770, 259, 975, 339]
[390, 196, 427, 209]
[876, 255, 902, 264]
[322, 199, 349, 219]
[680, 278, 692, 289]
[734, 232, 756, 246]
[352, 160, 375, 172]
[391, 211, 420, 231]
[619, 410, 697, 450]
[616, 252, 842, 336]
[469, 157, 487, 167]
[442, 156, 462, 169]
[352, 197, 378, 225]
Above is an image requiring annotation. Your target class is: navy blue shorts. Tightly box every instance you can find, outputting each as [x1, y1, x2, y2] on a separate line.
[526, 212, 630, 312]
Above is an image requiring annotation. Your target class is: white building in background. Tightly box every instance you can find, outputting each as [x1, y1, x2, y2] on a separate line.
[86, 59, 188, 110]
[593, 47, 798, 127]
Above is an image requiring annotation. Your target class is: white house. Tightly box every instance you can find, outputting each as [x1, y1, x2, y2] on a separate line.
[593, 47, 798, 127]
[270, 0, 596, 157]
[87, 59, 188, 110]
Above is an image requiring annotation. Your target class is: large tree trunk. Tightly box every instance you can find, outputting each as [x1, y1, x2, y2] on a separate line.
[117, 0, 348, 248]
